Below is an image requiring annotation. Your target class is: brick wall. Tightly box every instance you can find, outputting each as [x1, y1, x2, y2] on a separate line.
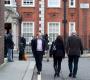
[16, 0, 39, 35]
[0, 0, 4, 64]
[79, 0, 90, 49]
[16, 0, 90, 49]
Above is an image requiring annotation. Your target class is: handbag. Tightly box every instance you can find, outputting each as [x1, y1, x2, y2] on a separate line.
[51, 41, 56, 54]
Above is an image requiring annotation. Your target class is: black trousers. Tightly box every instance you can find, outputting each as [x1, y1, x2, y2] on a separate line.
[53, 56, 62, 74]
[19, 49, 24, 60]
[68, 55, 79, 76]
[4, 47, 7, 58]
[34, 51, 43, 72]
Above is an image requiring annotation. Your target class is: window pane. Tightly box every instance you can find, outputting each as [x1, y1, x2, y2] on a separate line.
[5, 0, 10, 4]
[48, 0, 60, 7]
[69, 22, 75, 36]
[23, 0, 34, 6]
[22, 22, 34, 44]
[71, 0, 74, 5]
[69, 0, 75, 8]
[48, 22, 60, 43]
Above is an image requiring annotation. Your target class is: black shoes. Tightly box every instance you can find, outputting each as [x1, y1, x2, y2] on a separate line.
[37, 71, 40, 75]
[54, 73, 60, 78]
[69, 73, 72, 77]
[72, 75, 76, 78]
[57, 73, 60, 77]
[69, 73, 76, 78]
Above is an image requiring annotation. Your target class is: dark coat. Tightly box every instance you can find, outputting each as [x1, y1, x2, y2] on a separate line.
[31, 38, 36, 54]
[50, 40, 65, 58]
[43, 34, 49, 50]
[19, 37, 26, 51]
[31, 38, 46, 55]
[6, 33, 14, 49]
[66, 35, 83, 56]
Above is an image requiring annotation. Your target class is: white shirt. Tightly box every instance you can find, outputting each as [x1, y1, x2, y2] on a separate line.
[37, 39, 43, 51]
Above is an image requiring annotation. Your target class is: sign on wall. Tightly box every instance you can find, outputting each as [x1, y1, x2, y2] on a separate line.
[80, 3, 89, 9]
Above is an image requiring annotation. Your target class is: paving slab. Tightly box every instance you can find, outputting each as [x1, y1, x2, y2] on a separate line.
[32, 58, 90, 80]
[0, 61, 35, 80]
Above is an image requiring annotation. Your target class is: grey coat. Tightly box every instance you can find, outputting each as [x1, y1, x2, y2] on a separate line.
[66, 35, 83, 56]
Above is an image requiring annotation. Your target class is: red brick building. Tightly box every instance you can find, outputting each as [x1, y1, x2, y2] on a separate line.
[79, 0, 90, 49]
[0, 0, 4, 64]
[16, 0, 90, 49]
[16, 0, 40, 44]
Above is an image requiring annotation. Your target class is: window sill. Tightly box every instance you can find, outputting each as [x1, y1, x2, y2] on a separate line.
[69, 7, 76, 8]
[21, 5, 35, 7]
[5, 5, 17, 7]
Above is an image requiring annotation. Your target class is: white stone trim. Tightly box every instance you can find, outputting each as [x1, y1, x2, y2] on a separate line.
[5, 0, 17, 7]
[12, 22, 19, 50]
[69, 0, 76, 8]
[39, 0, 45, 34]
[5, 0, 12, 6]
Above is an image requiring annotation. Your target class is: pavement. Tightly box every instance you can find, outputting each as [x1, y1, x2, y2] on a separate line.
[0, 51, 90, 80]
[0, 61, 35, 80]
[32, 58, 90, 80]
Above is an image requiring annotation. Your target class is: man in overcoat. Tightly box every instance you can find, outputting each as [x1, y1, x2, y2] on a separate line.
[66, 31, 83, 78]
[19, 36, 26, 60]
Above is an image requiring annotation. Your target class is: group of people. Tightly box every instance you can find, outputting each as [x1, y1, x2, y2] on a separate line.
[4, 29, 26, 61]
[31, 31, 83, 78]
[4, 29, 83, 78]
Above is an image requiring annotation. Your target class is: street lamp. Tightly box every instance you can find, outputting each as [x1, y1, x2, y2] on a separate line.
[62, 0, 67, 43]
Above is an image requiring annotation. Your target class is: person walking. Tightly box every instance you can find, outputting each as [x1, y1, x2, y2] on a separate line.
[50, 35, 65, 77]
[19, 35, 26, 60]
[31, 32, 45, 74]
[6, 31, 14, 62]
[66, 31, 83, 78]
[43, 34, 49, 62]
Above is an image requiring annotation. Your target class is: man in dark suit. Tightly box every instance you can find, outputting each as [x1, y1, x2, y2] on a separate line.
[31, 32, 45, 74]
[66, 31, 83, 78]
[31, 36, 36, 57]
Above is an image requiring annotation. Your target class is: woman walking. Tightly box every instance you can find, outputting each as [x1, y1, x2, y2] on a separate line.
[50, 35, 65, 77]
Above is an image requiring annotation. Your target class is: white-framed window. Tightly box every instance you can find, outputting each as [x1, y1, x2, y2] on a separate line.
[69, 22, 76, 36]
[22, 0, 35, 7]
[5, 0, 12, 6]
[21, 22, 34, 44]
[80, 3, 89, 9]
[48, 0, 61, 8]
[48, 22, 60, 43]
[69, 0, 76, 8]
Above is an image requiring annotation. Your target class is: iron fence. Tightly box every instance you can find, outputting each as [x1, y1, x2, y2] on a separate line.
[80, 35, 90, 50]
